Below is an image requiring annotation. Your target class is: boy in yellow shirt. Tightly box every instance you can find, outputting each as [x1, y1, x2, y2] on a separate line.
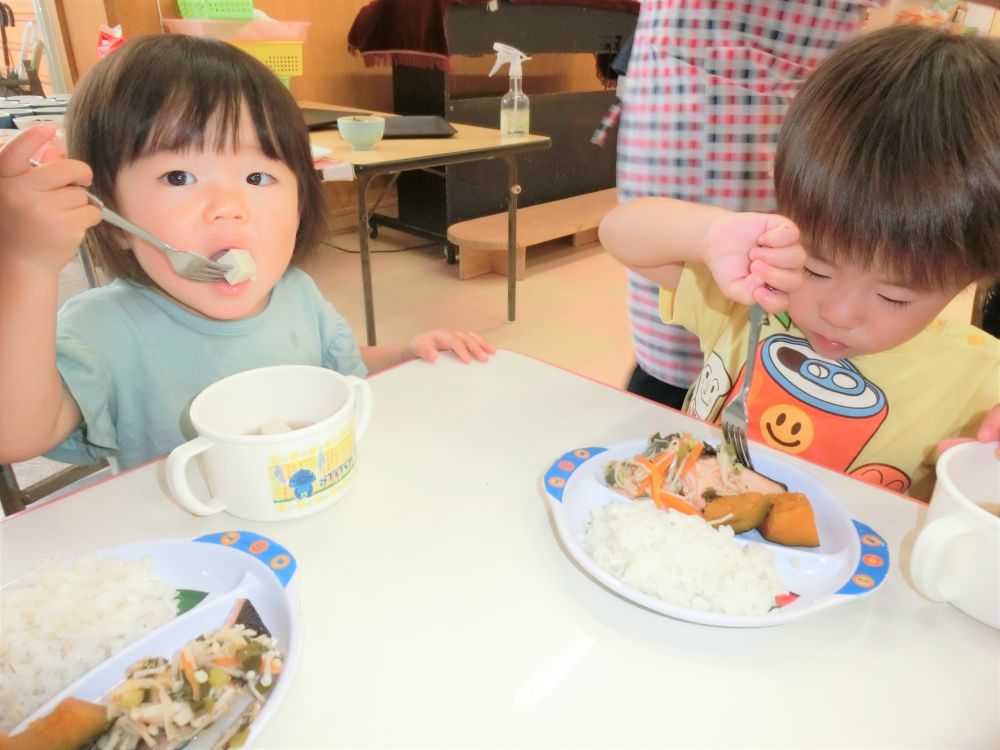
[600, 26, 1000, 499]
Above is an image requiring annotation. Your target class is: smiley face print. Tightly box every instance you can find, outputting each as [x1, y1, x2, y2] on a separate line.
[759, 404, 815, 454]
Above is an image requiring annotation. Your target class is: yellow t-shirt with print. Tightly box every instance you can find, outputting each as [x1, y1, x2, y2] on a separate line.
[660, 265, 1000, 500]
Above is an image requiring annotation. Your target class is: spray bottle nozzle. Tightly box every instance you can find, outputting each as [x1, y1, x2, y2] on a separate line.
[488, 42, 531, 79]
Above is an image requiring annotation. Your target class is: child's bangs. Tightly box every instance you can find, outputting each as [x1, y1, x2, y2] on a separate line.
[135, 86, 286, 164]
[791, 192, 972, 292]
[776, 94, 992, 292]
[137, 87, 242, 157]
[114, 38, 292, 166]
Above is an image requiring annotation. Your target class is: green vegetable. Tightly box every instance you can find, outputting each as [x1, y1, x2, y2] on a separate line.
[236, 642, 267, 672]
[176, 589, 209, 615]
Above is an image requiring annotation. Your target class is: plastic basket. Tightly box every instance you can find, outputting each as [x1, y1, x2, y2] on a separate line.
[231, 41, 304, 77]
[162, 18, 310, 41]
[177, 0, 254, 21]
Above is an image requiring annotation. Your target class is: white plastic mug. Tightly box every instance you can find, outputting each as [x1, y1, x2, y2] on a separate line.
[909, 441, 1000, 629]
[166, 365, 372, 521]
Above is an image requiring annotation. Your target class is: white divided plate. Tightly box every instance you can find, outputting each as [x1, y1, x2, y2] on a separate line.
[543, 440, 889, 627]
[8, 530, 301, 746]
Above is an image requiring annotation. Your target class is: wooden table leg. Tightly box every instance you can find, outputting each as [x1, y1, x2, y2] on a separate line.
[356, 173, 377, 345]
[501, 155, 519, 322]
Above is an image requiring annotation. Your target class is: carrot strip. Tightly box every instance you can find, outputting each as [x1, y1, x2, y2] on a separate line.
[650, 471, 663, 505]
[211, 656, 241, 668]
[678, 442, 703, 479]
[651, 490, 699, 515]
[651, 449, 676, 472]
[634, 456, 664, 505]
[634, 475, 651, 497]
[179, 649, 200, 701]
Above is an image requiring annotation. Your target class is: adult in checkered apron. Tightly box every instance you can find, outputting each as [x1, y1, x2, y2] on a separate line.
[617, 0, 886, 409]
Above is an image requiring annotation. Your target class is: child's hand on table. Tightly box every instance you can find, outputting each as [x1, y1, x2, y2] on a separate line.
[0, 124, 101, 276]
[703, 212, 805, 313]
[936, 404, 1000, 459]
[407, 328, 497, 363]
[975, 405, 1000, 459]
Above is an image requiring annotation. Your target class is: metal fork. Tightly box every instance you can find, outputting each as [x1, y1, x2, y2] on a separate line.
[721, 303, 766, 470]
[30, 159, 230, 282]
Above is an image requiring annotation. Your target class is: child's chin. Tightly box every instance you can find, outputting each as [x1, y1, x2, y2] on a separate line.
[209, 300, 267, 321]
[186, 291, 267, 321]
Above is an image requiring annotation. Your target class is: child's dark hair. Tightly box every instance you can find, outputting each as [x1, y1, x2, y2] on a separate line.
[65, 34, 326, 283]
[774, 26, 1000, 290]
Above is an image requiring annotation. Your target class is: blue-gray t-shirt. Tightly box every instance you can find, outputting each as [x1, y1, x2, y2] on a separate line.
[47, 267, 367, 469]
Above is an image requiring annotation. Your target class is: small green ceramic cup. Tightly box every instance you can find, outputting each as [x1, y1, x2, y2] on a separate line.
[336, 115, 386, 151]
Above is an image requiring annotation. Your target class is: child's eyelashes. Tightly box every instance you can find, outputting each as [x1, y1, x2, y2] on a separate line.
[162, 170, 196, 187]
[247, 172, 276, 186]
[155, 171, 276, 186]
[878, 294, 911, 308]
[803, 264, 914, 308]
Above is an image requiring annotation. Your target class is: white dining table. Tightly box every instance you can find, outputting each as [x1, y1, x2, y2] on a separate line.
[2, 350, 996, 749]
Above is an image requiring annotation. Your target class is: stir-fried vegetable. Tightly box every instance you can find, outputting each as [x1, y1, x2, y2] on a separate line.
[603, 432, 821, 547]
[93, 620, 282, 750]
[604, 432, 784, 514]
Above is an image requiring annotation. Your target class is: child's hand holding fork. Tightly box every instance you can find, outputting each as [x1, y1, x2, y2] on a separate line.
[0, 124, 100, 277]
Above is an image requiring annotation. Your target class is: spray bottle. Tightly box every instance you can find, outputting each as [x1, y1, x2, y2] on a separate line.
[489, 42, 531, 136]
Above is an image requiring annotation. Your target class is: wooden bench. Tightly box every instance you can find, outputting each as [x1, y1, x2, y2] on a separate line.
[447, 188, 618, 280]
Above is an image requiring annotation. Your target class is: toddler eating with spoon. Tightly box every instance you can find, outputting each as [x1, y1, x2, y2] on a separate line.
[0, 34, 495, 471]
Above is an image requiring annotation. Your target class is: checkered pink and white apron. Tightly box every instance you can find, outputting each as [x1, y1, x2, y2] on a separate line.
[618, 0, 881, 387]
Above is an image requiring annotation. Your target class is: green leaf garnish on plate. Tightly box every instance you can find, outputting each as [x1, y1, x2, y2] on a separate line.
[177, 588, 208, 615]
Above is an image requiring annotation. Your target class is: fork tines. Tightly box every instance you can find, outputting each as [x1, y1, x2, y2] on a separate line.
[722, 417, 752, 470]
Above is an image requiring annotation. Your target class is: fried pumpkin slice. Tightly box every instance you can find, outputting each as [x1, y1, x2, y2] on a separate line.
[702, 492, 773, 533]
[0, 697, 110, 750]
[759, 492, 820, 547]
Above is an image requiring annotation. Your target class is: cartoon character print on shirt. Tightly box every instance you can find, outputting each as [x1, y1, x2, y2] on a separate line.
[721, 313, 911, 494]
[688, 352, 732, 421]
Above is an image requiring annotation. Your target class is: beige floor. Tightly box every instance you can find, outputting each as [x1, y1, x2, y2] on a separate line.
[7, 228, 976, 513]
[301, 228, 636, 387]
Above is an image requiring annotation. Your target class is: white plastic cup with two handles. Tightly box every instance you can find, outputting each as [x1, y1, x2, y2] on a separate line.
[909, 441, 1000, 629]
[166, 365, 372, 521]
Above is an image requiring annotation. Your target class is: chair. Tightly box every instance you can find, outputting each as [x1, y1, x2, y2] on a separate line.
[0, 18, 45, 97]
[1, 459, 109, 515]
[0, 251, 109, 516]
[972, 280, 998, 336]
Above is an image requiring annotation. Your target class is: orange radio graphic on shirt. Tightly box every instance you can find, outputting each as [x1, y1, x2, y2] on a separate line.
[726, 335, 888, 471]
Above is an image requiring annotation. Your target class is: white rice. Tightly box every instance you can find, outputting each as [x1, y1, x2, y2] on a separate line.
[584, 500, 786, 616]
[0, 556, 177, 730]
